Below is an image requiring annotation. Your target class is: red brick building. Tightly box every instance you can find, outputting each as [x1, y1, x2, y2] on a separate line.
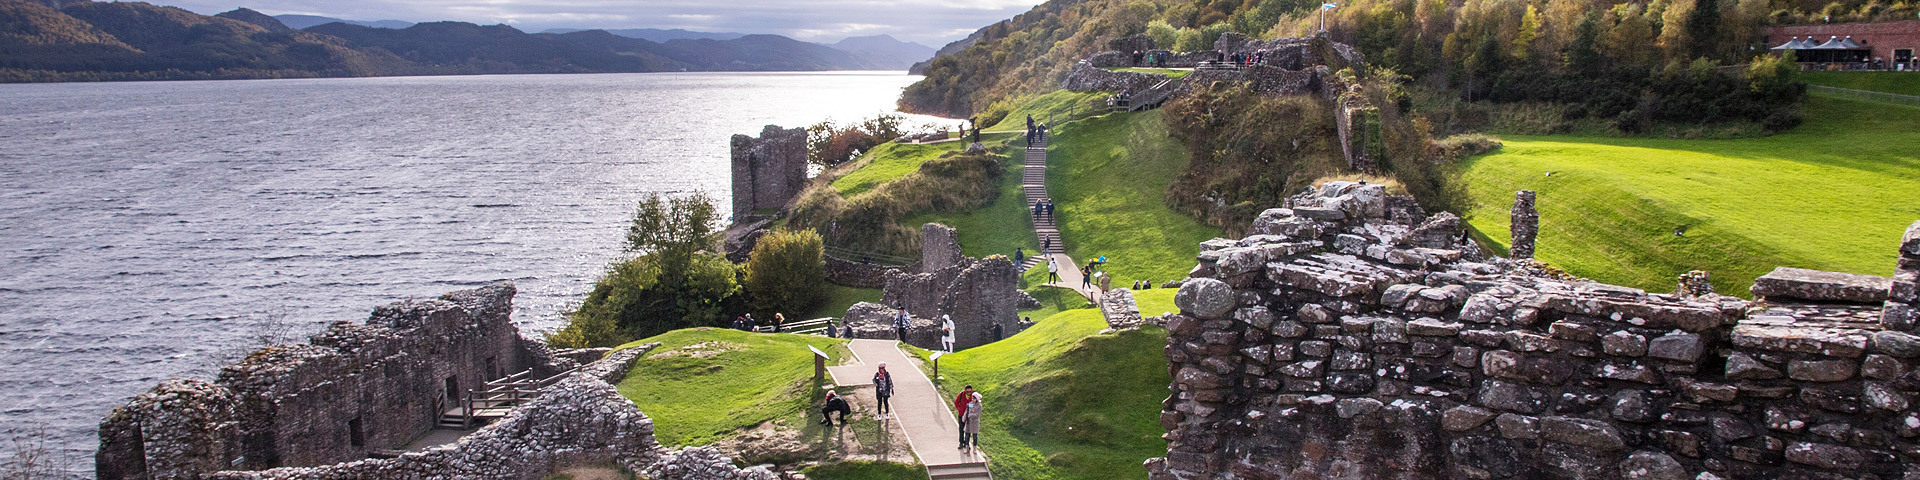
[1766, 19, 1920, 68]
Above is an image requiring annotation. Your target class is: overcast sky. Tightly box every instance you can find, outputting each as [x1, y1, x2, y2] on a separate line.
[175, 0, 1046, 46]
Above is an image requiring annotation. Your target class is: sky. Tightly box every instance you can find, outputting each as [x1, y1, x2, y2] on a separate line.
[175, 0, 1048, 46]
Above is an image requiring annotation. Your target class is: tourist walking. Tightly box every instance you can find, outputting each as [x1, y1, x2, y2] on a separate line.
[1013, 247, 1024, 266]
[1080, 264, 1093, 288]
[962, 391, 982, 450]
[1047, 258, 1059, 283]
[874, 362, 895, 420]
[941, 315, 956, 352]
[893, 308, 911, 342]
[820, 391, 850, 426]
[954, 385, 976, 448]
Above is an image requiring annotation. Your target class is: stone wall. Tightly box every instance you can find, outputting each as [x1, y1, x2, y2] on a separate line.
[1062, 61, 1166, 93]
[870, 223, 1028, 350]
[98, 284, 542, 478]
[824, 255, 911, 289]
[730, 125, 809, 221]
[1147, 183, 1920, 480]
[921, 223, 965, 274]
[841, 302, 943, 349]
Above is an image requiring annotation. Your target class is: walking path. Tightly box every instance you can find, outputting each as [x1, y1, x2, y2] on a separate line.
[827, 339, 991, 480]
[1020, 131, 1098, 300]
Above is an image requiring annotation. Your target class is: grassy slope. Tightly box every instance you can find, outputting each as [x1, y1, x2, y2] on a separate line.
[1463, 95, 1920, 296]
[925, 308, 1171, 480]
[986, 90, 1115, 131]
[801, 461, 928, 480]
[1800, 71, 1920, 96]
[907, 161, 1039, 259]
[1111, 67, 1191, 79]
[613, 329, 848, 446]
[810, 285, 883, 319]
[1048, 111, 1222, 285]
[830, 132, 1017, 197]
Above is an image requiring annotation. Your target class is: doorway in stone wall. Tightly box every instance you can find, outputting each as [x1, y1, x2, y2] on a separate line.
[444, 376, 459, 404]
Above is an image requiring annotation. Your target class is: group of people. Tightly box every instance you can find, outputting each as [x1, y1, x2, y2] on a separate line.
[816, 362, 987, 453]
[1130, 49, 1170, 68]
[1131, 279, 1160, 290]
[1024, 114, 1048, 144]
[1078, 256, 1107, 289]
[1031, 198, 1056, 221]
[728, 313, 786, 332]
[1227, 51, 1266, 67]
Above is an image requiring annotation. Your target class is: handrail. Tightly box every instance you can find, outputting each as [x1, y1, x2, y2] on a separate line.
[1808, 84, 1920, 106]
[822, 245, 915, 266]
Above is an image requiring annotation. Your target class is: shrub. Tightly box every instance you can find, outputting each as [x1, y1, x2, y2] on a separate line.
[549, 193, 741, 347]
[743, 229, 828, 321]
[1431, 133, 1504, 161]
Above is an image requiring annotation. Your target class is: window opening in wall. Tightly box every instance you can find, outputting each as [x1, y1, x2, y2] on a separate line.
[347, 417, 364, 448]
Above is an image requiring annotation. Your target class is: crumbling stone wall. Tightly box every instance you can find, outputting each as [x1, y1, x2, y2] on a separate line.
[730, 125, 808, 221]
[842, 302, 942, 348]
[98, 284, 542, 478]
[1062, 62, 1167, 93]
[1147, 183, 1920, 480]
[824, 255, 910, 289]
[869, 223, 1027, 350]
[1512, 190, 1539, 260]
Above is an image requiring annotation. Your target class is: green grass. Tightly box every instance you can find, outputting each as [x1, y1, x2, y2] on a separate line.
[906, 161, 1039, 259]
[810, 285, 883, 319]
[1800, 71, 1920, 97]
[986, 90, 1115, 132]
[1109, 67, 1191, 79]
[1462, 95, 1920, 297]
[800, 461, 927, 480]
[830, 133, 1016, 197]
[1132, 288, 1178, 318]
[1047, 110, 1222, 285]
[920, 308, 1171, 480]
[613, 328, 849, 446]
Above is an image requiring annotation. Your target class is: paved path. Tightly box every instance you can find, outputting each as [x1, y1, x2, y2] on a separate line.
[827, 339, 990, 479]
[1019, 131, 1098, 301]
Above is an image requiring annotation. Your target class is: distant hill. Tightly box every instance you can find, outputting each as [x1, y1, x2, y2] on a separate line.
[541, 27, 741, 42]
[0, 1, 892, 82]
[274, 14, 411, 30]
[831, 34, 932, 70]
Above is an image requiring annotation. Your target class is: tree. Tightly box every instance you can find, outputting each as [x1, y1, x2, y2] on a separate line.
[742, 229, 827, 320]
[1146, 20, 1179, 49]
[1514, 5, 1542, 60]
[549, 192, 740, 346]
[1563, 12, 1604, 74]
[624, 192, 721, 282]
[1684, 0, 1722, 60]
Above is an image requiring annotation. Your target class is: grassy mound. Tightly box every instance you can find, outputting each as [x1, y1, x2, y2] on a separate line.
[1800, 71, 1920, 97]
[830, 133, 1017, 197]
[800, 461, 927, 480]
[1462, 95, 1920, 296]
[613, 329, 848, 446]
[985, 90, 1115, 132]
[1047, 110, 1222, 284]
[923, 308, 1171, 480]
[905, 161, 1038, 259]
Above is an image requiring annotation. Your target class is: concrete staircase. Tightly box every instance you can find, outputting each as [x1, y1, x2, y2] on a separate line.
[1022, 132, 1061, 256]
[927, 462, 993, 480]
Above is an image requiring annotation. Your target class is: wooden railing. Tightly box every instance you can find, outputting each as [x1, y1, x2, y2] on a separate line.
[1809, 84, 1920, 106]
[458, 366, 578, 428]
[822, 245, 915, 266]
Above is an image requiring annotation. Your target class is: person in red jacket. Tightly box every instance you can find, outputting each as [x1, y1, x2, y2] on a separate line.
[954, 385, 975, 448]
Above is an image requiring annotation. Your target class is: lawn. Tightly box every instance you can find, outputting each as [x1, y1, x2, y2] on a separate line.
[830, 132, 1017, 197]
[920, 307, 1171, 480]
[1461, 95, 1920, 297]
[1800, 71, 1920, 96]
[613, 328, 849, 446]
[800, 461, 927, 480]
[986, 90, 1116, 132]
[905, 161, 1038, 259]
[1047, 110, 1222, 285]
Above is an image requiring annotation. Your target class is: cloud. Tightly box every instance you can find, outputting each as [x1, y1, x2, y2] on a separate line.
[179, 0, 1043, 45]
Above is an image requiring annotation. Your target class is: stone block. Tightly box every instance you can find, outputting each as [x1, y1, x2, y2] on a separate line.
[1862, 354, 1906, 380]
[1725, 352, 1784, 380]
[1872, 330, 1920, 358]
[1604, 331, 1649, 357]
[1648, 332, 1704, 362]
[1540, 416, 1626, 451]
[1784, 442, 1864, 470]
[1443, 405, 1497, 431]
[1409, 318, 1461, 336]
[1902, 220, 1920, 256]
[1751, 267, 1891, 304]
[1372, 318, 1408, 344]
[1495, 413, 1539, 439]
[1176, 278, 1237, 319]
[1478, 380, 1542, 413]
[1621, 451, 1687, 480]
[1788, 359, 1857, 382]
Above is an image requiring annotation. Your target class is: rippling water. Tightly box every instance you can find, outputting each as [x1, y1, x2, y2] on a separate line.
[0, 72, 945, 473]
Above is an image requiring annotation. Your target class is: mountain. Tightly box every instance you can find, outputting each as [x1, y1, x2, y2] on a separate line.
[214, 7, 288, 33]
[650, 34, 879, 71]
[274, 14, 411, 30]
[831, 34, 932, 70]
[541, 27, 742, 42]
[908, 29, 982, 75]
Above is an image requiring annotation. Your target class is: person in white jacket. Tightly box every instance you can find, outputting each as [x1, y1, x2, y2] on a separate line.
[941, 314, 956, 352]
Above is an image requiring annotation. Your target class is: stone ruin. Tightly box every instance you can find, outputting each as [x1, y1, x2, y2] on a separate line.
[1147, 181, 1920, 479]
[840, 223, 1034, 350]
[99, 284, 780, 480]
[99, 284, 553, 478]
[730, 124, 809, 222]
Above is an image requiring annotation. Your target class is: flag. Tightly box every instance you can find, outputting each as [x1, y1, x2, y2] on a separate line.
[1322, 2, 1337, 9]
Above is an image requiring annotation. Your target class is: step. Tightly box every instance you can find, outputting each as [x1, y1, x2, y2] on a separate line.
[926, 462, 992, 480]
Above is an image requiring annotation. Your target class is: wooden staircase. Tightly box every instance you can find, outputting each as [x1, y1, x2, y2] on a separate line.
[927, 461, 993, 480]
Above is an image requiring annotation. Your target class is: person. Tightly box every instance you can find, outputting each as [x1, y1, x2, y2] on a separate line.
[941, 315, 956, 352]
[962, 391, 982, 450]
[1032, 199, 1042, 219]
[1042, 236, 1052, 254]
[1080, 264, 1093, 288]
[990, 320, 1003, 342]
[825, 318, 837, 338]
[954, 385, 976, 448]
[893, 307, 911, 341]
[874, 362, 895, 420]
[842, 320, 855, 339]
[1044, 199, 1054, 219]
[821, 391, 850, 426]
[1047, 258, 1059, 283]
[744, 313, 756, 332]
[1013, 247, 1024, 266]
[773, 313, 785, 333]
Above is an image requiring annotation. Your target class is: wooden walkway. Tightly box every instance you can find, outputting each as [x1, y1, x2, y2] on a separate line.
[827, 339, 992, 480]
[1020, 132, 1096, 300]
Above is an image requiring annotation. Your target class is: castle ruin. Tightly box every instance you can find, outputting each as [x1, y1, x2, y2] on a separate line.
[1147, 182, 1920, 479]
[730, 125, 809, 222]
